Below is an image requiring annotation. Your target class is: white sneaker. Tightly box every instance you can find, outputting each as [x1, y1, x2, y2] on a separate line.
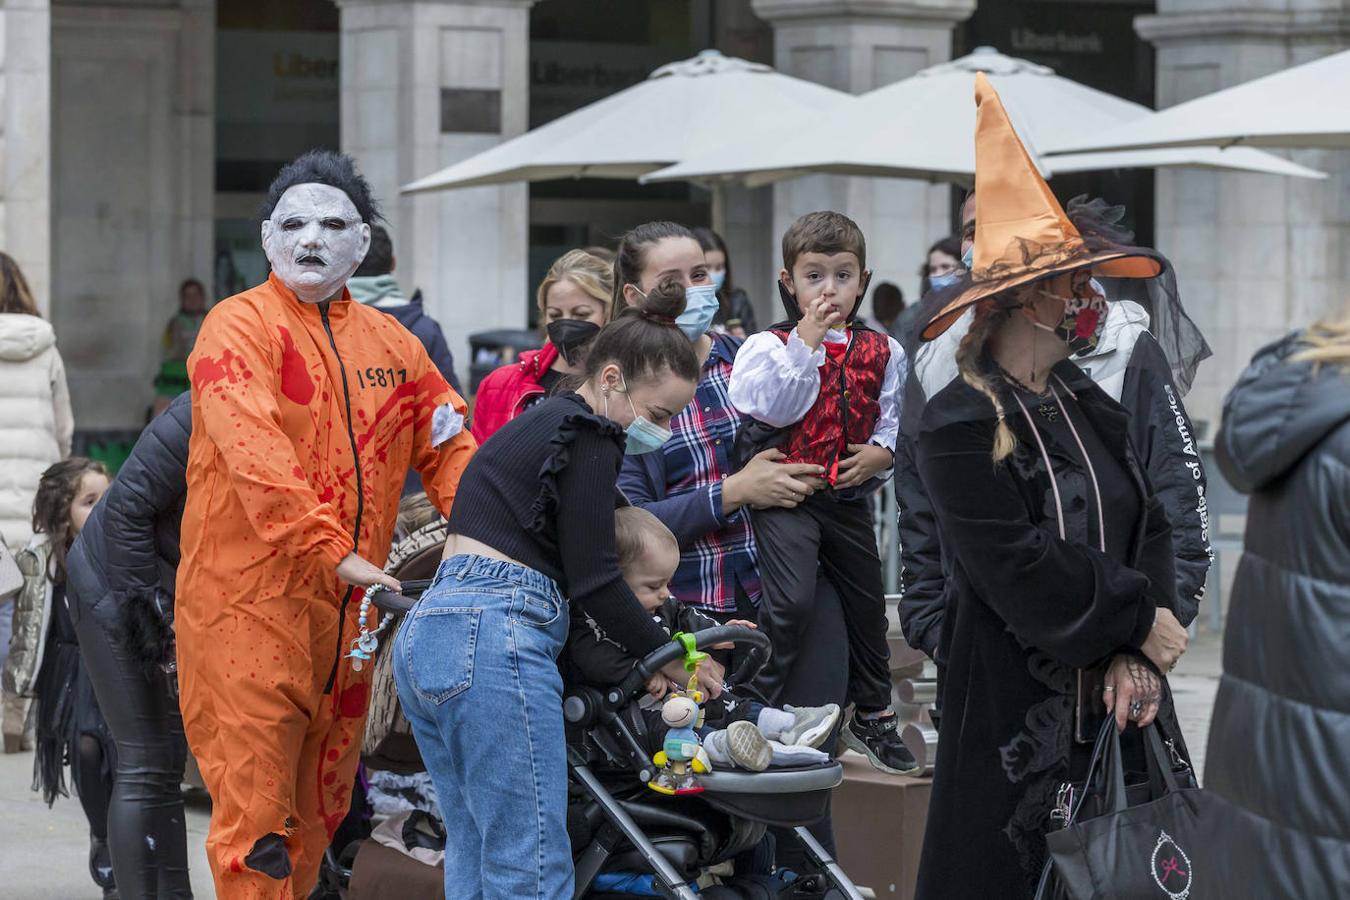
[780, 703, 842, 749]
[724, 720, 772, 772]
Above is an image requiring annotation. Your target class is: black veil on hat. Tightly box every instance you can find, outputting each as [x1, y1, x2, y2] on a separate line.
[902, 75, 1210, 442]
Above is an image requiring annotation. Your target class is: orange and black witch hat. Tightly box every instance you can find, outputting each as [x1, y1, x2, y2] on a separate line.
[921, 73, 1163, 340]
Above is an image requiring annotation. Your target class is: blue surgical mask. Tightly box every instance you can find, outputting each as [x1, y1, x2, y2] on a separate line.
[675, 283, 720, 341]
[929, 270, 961, 292]
[961, 245, 973, 269]
[604, 373, 673, 455]
[709, 269, 727, 291]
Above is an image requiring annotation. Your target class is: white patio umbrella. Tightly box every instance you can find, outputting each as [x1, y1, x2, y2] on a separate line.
[642, 47, 1324, 188]
[400, 50, 848, 194]
[1056, 48, 1350, 153]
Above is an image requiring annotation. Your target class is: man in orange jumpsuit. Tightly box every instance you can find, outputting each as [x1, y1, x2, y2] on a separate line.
[177, 150, 477, 898]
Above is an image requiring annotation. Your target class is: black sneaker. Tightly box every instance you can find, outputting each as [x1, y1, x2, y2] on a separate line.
[841, 712, 922, 776]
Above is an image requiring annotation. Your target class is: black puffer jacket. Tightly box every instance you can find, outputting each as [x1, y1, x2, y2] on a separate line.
[67, 392, 191, 662]
[1205, 332, 1350, 897]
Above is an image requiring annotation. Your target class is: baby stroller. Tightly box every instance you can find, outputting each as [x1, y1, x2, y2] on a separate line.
[330, 550, 863, 899]
[562, 622, 864, 899]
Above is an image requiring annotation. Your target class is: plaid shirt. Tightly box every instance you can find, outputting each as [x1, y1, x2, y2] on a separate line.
[619, 334, 760, 613]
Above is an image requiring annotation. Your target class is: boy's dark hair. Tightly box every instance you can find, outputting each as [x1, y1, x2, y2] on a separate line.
[871, 282, 905, 322]
[782, 211, 866, 273]
[584, 276, 700, 385]
[355, 225, 394, 277]
[178, 278, 205, 298]
[612, 221, 697, 310]
[259, 150, 380, 224]
[614, 506, 677, 571]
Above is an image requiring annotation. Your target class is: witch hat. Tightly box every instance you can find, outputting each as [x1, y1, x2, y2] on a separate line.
[921, 73, 1162, 340]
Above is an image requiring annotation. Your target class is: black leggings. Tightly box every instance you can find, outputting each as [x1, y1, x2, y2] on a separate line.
[73, 593, 191, 900]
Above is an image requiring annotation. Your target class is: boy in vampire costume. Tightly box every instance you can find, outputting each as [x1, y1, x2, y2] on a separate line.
[176, 151, 476, 898]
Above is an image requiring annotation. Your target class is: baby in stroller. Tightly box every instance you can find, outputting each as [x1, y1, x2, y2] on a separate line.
[568, 507, 840, 774]
[343, 501, 864, 899]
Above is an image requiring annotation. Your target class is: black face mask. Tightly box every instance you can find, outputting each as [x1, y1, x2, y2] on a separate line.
[546, 318, 602, 366]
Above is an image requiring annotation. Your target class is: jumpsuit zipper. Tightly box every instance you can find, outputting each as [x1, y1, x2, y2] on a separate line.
[319, 301, 366, 695]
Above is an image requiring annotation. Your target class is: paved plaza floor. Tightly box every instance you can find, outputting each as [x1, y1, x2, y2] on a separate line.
[0, 630, 1224, 899]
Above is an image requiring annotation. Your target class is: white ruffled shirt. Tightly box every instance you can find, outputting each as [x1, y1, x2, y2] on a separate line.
[728, 326, 906, 452]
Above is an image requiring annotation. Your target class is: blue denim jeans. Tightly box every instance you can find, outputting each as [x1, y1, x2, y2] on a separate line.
[393, 554, 572, 900]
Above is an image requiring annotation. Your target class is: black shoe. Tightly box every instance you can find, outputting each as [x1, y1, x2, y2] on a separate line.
[841, 712, 921, 776]
[89, 836, 116, 889]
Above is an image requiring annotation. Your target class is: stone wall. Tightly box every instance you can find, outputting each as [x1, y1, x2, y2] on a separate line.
[1140, 1, 1350, 432]
[0, 0, 52, 314]
[49, 0, 214, 429]
[338, 0, 535, 381]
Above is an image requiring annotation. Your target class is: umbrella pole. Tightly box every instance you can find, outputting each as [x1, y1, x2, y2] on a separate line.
[710, 180, 727, 236]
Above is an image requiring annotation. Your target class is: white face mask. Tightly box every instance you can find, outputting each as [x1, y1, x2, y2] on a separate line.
[261, 183, 372, 304]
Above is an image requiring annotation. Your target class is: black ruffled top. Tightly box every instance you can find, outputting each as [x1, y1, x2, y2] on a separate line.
[449, 393, 669, 656]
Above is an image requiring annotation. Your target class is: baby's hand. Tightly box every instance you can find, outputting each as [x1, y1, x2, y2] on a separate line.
[645, 673, 674, 700]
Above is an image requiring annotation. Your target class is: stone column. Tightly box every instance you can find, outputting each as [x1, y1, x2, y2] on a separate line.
[337, 0, 535, 391]
[0, 0, 52, 313]
[751, 0, 976, 317]
[50, 1, 215, 428]
[1137, 1, 1350, 431]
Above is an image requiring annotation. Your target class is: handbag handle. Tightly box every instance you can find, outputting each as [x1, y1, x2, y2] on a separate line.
[1065, 717, 1123, 823]
[1142, 723, 1183, 795]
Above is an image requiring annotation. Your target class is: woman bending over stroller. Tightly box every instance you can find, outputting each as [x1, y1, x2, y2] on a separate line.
[393, 279, 712, 899]
[568, 506, 839, 772]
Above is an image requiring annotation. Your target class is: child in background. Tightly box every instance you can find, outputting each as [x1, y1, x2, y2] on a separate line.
[728, 210, 918, 775]
[568, 506, 840, 771]
[3, 458, 117, 897]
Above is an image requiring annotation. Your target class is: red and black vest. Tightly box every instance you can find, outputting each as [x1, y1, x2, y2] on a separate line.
[769, 326, 891, 482]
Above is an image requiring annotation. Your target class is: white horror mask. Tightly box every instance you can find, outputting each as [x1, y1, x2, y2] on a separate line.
[261, 183, 372, 304]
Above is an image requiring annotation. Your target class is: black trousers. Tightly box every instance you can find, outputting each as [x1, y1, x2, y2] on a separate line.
[72, 591, 191, 900]
[751, 493, 892, 712]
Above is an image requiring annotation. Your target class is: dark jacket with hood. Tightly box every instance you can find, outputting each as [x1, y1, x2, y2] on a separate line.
[66, 391, 191, 665]
[912, 359, 1184, 898]
[897, 301, 1211, 661]
[348, 274, 463, 397]
[1203, 332, 1350, 897]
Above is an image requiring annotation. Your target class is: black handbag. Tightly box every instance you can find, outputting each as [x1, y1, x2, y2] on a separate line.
[1036, 718, 1210, 900]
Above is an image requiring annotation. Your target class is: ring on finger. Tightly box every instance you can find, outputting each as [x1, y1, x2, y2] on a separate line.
[1103, 685, 1116, 694]
[1129, 700, 1144, 718]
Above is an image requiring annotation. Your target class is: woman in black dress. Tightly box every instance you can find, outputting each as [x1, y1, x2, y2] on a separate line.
[908, 76, 1207, 898]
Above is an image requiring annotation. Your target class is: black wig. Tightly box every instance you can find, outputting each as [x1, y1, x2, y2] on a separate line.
[259, 149, 381, 224]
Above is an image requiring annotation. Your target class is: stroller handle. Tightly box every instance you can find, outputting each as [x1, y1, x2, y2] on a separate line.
[365, 579, 433, 616]
[618, 625, 772, 700]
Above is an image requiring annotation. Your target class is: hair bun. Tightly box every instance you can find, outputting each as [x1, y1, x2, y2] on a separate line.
[635, 276, 688, 324]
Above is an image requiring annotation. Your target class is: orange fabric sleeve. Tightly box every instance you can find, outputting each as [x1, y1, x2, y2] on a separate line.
[190, 305, 354, 571]
[406, 341, 477, 517]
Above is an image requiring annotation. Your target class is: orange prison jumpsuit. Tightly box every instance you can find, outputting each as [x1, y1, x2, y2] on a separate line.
[176, 274, 476, 898]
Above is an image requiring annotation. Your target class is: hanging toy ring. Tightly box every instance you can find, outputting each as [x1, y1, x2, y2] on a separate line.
[346, 582, 397, 672]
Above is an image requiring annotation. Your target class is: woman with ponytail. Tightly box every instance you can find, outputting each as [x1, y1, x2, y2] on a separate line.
[909, 76, 1205, 898]
[394, 277, 704, 900]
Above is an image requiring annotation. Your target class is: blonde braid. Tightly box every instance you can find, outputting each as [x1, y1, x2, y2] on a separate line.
[955, 304, 1017, 462]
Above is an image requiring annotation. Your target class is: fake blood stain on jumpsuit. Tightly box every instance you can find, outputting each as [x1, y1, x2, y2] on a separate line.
[176, 274, 476, 897]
